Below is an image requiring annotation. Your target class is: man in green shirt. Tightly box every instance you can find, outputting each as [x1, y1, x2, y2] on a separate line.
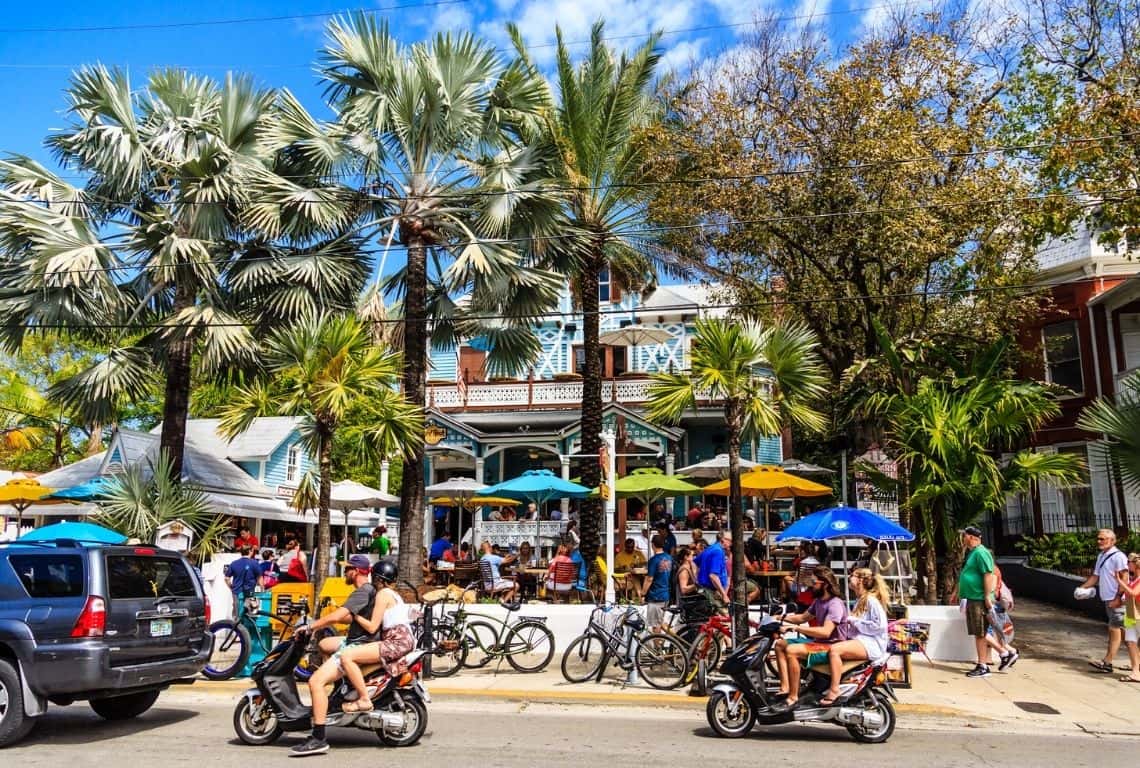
[368, 526, 390, 557]
[956, 525, 996, 678]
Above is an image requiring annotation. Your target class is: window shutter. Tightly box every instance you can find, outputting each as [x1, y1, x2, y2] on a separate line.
[1037, 446, 1062, 533]
[1088, 442, 1114, 529]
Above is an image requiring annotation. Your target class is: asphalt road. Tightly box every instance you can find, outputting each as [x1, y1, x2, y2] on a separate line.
[5, 689, 1132, 767]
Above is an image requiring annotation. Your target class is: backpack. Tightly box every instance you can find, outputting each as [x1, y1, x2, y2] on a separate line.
[994, 565, 1014, 611]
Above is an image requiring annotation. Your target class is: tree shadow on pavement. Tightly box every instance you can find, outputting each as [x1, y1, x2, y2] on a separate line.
[1010, 597, 1117, 672]
[18, 706, 198, 746]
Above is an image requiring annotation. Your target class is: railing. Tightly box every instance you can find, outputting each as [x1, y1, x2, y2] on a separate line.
[1115, 369, 1140, 405]
[427, 375, 740, 411]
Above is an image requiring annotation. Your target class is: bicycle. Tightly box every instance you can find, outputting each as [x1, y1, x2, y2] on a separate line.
[560, 602, 689, 690]
[203, 595, 324, 681]
[644, 600, 766, 686]
[432, 583, 556, 674]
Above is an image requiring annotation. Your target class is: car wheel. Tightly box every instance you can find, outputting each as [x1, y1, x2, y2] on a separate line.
[89, 690, 160, 721]
[0, 658, 36, 747]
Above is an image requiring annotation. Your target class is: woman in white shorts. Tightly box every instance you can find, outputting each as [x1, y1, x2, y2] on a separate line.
[1115, 553, 1140, 684]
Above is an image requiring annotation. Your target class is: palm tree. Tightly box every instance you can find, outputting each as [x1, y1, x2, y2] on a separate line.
[1078, 372, 1140, 504]
[868, 345, 1083, 602]
[316, 14, 565, 582]
[647, 318, 827, 636]
[0, 67, 367, 481]
[218, 313, 423, 593]
[509, 21, 672, 565]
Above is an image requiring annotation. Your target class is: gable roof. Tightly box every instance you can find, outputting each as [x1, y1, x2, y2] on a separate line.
[635, 283, 728, 319]
[150, 417, 304, 461]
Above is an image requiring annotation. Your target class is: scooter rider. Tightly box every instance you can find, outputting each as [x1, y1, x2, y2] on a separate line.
[291, 554, 377, 757]
[772, 566, 850, 708]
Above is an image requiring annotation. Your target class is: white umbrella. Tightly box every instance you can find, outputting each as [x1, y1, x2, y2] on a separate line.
[781, 459, 835, 475]
[329, 480, 399, 554]
[425, 477, 487, 548]
[675, 453, 760, 479]
[598, 325, 673, 373]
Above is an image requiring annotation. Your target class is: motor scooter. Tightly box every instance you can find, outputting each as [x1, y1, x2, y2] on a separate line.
[705, 616, 898, 743]
[233, 630, 430, 748]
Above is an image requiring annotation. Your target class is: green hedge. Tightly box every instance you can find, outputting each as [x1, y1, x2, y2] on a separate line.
[1016, 531, 1140, 574]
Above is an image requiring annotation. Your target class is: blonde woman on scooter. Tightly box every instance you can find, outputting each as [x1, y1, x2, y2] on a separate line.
[819, 568, 891, 706]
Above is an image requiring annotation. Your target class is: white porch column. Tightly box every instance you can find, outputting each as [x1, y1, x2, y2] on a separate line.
[560, 455, 571, 516]
[424, 456, 435, 550]
[664, 451, 675, 520]
[602, 430, 617, 604]
[379, 460, 391, 526]
[473, 457, 485, 547]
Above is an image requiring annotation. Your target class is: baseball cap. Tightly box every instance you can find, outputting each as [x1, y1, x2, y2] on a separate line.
[961, 525, 983, 537]
[346, 554, 371, 570]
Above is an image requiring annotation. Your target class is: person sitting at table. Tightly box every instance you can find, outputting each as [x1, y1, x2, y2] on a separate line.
[428, 531, 453, 564]
[563, 520, 580, 551]
[517, 541, 537, 568]
[500, 507, 516, 522]
[523, 502, 540, 521]
[456, 541, 474, 563]
[488, 507, 504, 521]
[614, 538, 647, 600]
[479, 540, 518, 602]
[545, 544, 575, 590]
[420, 547, 435, 586]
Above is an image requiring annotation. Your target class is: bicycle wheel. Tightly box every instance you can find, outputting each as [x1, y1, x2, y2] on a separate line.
[504, 621, 555, 673]
[462, 620, 500, 668]
[428, 621, 468, 677]
[203, 620, 251, 680]
[560, 633, 608, 683]
[636, 632, 690, 690]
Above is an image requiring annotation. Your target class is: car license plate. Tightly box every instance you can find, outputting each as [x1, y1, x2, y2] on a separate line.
[150, 618, 173, 637]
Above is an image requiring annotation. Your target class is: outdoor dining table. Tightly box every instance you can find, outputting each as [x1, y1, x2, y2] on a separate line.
[751, 570, 793, 602]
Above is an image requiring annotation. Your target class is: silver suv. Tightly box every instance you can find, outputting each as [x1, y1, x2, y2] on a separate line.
[0, 541, 211, 747]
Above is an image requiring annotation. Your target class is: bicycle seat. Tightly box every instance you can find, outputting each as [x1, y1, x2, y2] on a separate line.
[500, 598, 521, 611]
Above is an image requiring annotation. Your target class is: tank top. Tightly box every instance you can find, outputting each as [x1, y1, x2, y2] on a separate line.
[380, 587, 412, 631]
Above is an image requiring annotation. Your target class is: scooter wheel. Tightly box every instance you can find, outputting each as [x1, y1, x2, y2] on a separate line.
[706, 690, 755, 738]
[233, 695, 283, 746]
[846, 692, 896, 744]
[377, 697, 428, 747]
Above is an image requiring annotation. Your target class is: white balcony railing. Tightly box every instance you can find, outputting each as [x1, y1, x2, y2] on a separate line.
[426, 376, 737, 411]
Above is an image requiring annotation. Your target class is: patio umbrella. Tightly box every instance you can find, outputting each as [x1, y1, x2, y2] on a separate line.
[19, 521, 127, 545]
[598, 325, 673, 372]
[0, 478, 62, 533]
[329, 480, 398, 553]
[426, 477, 492, 544]
[478, 469, 591, 549]
[609, 468, 701, 519]
[46, 477, 118, 501]
[781, 458, 835, 475]
[704, 465, 832, 557]
[430, 496, 519, 507]
[674, 453, 759, 479]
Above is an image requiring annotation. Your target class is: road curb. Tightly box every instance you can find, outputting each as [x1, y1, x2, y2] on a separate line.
[176, 679, 972, 718]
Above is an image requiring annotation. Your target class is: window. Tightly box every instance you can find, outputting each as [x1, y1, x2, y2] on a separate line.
[286, 444, 300, 482]
[8, 554, 84, 598]
[106, 555, 197, 599]
[1058, 445, 1094, 529]
[598, 268, 611, 303]
[1042, 320, 1083, 394]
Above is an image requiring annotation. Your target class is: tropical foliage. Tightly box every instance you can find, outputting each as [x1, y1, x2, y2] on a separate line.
[510, 21, 677, 564]
[96, 451, 229, 562]
[0, 67, 368, 482]
[647, 318, 827, 636]
[218, 314, 422, 592]
[865, 340, 1083, 602]
[1078, 371, 1140, 495]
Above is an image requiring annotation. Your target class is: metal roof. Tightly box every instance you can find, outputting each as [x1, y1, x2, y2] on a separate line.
[150, 417, 303, 461]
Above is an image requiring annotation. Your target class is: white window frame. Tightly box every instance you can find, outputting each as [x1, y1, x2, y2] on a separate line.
[285, 444, 301, 483]
[598, 268, 611, 303]
[1041, 319, 1084, 397]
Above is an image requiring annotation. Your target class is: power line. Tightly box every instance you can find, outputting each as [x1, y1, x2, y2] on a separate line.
[14, 130, 1139, 209]
[4, 186, 1130, 278]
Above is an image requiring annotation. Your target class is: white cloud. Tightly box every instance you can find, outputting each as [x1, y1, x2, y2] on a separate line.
[427, 3, 476, 35]
[660, 38, 707, 76]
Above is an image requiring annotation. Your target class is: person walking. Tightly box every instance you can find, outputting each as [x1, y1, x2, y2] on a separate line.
[225, 545, 263, 619]
[1078, 529, 1129, 673]
[368, 526, 390, 556]
[955, 525, 997, 678]
[641, 534, 673, 628]
[1114, 552, 1140, 684]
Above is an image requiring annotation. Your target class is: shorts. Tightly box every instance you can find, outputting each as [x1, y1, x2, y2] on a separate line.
[787, 637, 831, 667]
[646, 602, 666, 628]
[1125, 625, 1139, 644]
[493, 578, 515, 592]
[964, 600, 987, 637]
[1106, 602, 1126, 629]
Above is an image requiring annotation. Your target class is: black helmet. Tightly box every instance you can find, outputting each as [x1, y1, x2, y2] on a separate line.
[371, 559, 398, 584]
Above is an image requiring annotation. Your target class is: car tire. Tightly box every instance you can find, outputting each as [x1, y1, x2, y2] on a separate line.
[0, 658, 36, 747]
[89, 690, 160, 721]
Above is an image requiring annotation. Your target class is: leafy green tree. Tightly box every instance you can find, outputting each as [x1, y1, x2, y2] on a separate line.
[1078, 371, 1140, 500]
[0, 68, 366, 482]
[866, 340, 1083, 602]
[314, 14, 564, 582]
[218, 314, 423, 592]
[510, 21, 673, 564]
[97, 451, 229, 562]
[647, 318, 827, 636]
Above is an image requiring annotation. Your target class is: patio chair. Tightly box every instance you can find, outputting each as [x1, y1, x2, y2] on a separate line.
[546, 560, 580, 603]
[478, 559, 515, 600]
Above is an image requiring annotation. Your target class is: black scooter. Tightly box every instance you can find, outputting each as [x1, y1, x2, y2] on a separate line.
[706, 616, 898, 743]
[232, 631, 430, 748]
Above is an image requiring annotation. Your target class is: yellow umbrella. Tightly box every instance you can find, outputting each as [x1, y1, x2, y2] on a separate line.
[0, 478, 63, 532]
[703, 465, 832, 554]
[431, 496, 519, 507]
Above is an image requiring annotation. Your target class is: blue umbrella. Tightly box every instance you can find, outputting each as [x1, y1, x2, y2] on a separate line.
[478, 470, 591, 548]
[776, 505, 914, 542]
[19, 521, 128, 545]
[46, 477, 118, 501]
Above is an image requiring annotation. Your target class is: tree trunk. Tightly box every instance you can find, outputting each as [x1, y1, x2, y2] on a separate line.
[159, 282, 194, 482]
[577, 254, 604, 565]
[726, 400, 749, 643]
[398, 232, 428, 587]
[314, 425, 333, 597]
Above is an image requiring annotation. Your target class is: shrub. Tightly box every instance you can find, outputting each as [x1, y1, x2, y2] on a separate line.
[1016, 530, 1140, 574]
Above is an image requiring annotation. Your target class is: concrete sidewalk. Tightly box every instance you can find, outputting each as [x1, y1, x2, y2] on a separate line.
[188, 598, 1140, 736]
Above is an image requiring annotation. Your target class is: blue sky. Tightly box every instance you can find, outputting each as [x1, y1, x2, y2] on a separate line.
[0, 0, 903, 167]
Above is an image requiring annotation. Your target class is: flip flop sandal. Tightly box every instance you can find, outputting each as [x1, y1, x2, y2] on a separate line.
[819, 695, 841, 707]
[1088, 660, 1114, 673]
[1120, 676, 1140, 683]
